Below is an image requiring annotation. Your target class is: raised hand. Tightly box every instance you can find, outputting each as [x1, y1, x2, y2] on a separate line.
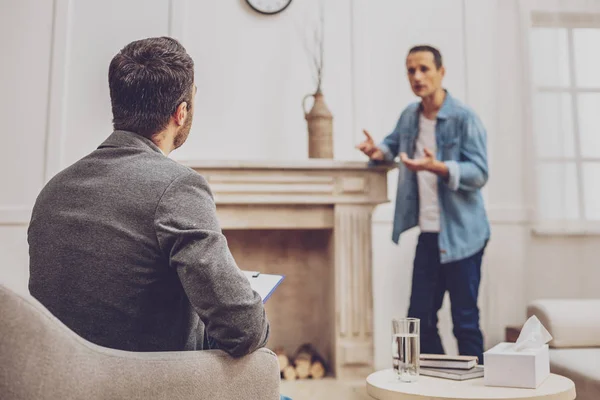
[356, 130, 384, 160]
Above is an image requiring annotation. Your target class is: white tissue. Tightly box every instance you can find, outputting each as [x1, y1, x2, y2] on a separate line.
[514, 315, 553, 351]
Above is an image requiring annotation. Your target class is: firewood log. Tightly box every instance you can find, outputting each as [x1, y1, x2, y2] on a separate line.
[295, 360, 310, 379]
[310, 360, 326, 379]
[274, 347, 289, 371]
[293, 343, 312, 379]
[292, 343, 328, 379]
[282, 365, 297, 381]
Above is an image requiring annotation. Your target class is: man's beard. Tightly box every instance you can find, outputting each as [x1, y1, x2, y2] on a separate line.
[173, 110, 193, 149]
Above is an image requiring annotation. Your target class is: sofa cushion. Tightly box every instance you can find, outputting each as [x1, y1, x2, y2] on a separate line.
[527, 300, 600, 347]
[550, 349, 600, 400]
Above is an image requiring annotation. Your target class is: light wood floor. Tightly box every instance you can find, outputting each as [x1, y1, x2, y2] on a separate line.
[280, 378, 374, 400]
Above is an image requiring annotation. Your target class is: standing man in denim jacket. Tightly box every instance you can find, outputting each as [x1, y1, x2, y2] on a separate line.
[357, 45, 490, 362]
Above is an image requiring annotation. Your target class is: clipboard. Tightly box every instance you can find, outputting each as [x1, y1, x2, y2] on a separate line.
[242, 271, 285, 303]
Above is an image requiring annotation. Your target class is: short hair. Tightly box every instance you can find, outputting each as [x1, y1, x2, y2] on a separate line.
[408, 45, 443, 69]
[108, 37, 194, 138]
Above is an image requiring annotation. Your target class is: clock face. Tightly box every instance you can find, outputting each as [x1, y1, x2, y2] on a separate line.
[246, 0, 292, 15]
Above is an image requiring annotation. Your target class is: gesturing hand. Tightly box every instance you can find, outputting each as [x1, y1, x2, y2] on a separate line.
[400, 148, 449, 178]
[356, 130, 384, 161]
[400, 148, 436, 172]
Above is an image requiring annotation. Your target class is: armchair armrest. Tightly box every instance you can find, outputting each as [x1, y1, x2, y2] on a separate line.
[94, 347, 280, 400]
[1, 283, 281, 400]
[527, 299, 600, 348]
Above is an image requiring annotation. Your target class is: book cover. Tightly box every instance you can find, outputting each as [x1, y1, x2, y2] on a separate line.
[420, 354, 479, 370]
[420, 354, 479, 362]
[420, 366, 484, 381]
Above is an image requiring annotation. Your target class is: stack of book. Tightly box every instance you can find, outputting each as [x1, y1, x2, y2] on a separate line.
[419, 354, 484, 381]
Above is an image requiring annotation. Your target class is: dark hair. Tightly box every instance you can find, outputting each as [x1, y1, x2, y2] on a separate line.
[108, 37, 194, 138]
[408, 45, 443, 69]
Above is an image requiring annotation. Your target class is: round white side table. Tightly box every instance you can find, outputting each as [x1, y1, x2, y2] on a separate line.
[366, 369, 576, 400]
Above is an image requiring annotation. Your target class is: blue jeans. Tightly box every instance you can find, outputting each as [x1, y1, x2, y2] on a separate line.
[407, 233, 485, 363]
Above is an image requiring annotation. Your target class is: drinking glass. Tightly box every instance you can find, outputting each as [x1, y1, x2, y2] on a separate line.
[392, 317, 420, 382]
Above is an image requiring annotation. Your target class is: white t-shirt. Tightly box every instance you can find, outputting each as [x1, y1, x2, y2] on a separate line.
[415, 114, 440, 232]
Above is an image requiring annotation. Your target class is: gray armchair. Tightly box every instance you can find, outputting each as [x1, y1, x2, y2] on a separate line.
[0, 283, 280, 400]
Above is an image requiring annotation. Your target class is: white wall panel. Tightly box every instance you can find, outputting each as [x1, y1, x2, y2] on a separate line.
[174, 0, 355, 162]
[0, 0, 54, 208]
[61, 0, 171, 169]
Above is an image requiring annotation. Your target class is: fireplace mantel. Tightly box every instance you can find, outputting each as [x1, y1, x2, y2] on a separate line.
[180, 159, 392, 230]
[181, 159, 394, 379]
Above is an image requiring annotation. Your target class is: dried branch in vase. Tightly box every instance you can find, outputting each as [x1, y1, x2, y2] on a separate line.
[300, 0, 324, 95]
[299, 0, 333, 159]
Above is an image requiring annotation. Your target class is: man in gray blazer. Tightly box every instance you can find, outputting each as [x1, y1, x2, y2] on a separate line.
[28, 37, 269, 358]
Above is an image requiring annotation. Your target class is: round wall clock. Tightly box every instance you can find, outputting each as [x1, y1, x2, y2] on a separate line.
[246, 0, 292, 15]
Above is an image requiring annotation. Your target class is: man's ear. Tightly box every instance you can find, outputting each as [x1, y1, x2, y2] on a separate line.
[439, 66, 446, 78]
[174, 102, 188, 127]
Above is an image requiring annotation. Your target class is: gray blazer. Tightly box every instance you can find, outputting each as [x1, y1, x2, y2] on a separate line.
[28, 131, 269, 357]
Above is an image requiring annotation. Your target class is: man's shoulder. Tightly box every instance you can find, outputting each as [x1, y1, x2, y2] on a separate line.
[153, 156, 197, 179]
[394, 102, 420, 129]
[137, 156, 212, 198]
[44, 147, 203, 198]
[133, 157, 212, 202]
[400, 102, 420, 117]
[160, 157, 208, 182]
[446, 95, 481, 122]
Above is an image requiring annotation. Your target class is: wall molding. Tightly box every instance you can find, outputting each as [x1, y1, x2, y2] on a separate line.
[349, 0, 372, 162]
[168, 0, 188, 41]
[44, 0, 72, 183]
[0, 207, 32, 226]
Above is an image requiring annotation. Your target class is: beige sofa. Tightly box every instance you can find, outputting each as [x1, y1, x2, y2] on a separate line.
[528, 299, 600, 400]
[0, 283, 281, 400]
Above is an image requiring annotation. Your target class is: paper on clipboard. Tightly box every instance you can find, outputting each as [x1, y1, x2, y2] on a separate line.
[242, 271, 284, 303]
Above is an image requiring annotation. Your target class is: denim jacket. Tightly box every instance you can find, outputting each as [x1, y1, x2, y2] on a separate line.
[376, 91, 490, 263]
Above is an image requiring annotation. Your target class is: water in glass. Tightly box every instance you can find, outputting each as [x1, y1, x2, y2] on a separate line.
[392, 333, 419, 382]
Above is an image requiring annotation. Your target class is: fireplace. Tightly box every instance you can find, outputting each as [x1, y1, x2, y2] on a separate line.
[182, 159, 392, 379]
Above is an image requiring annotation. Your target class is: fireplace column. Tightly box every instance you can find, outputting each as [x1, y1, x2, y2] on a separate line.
[334, 203, 376, 379]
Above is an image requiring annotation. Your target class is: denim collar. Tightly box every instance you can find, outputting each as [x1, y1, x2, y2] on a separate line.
[417, 89, 454, 120]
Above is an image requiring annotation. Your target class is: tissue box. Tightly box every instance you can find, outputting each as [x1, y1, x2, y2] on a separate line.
[483, 342, 550, 389]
